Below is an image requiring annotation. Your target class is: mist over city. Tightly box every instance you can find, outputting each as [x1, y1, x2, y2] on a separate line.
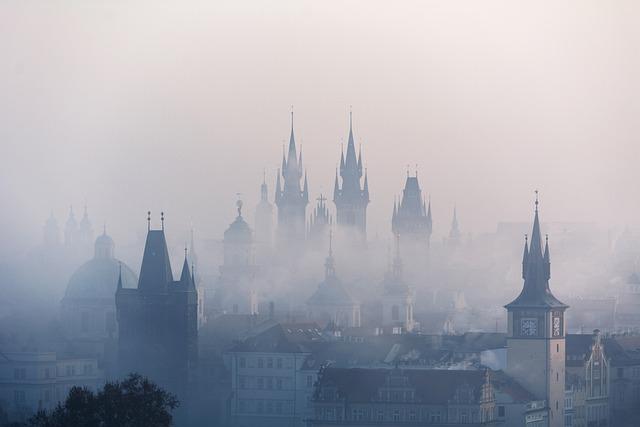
[1, 1, 640, 426]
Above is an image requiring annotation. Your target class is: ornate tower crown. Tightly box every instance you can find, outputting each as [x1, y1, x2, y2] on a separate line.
[505, 193, 567, 310]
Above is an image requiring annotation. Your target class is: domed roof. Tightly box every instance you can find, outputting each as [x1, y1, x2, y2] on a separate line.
[64, 257, 137, 300]
[224, 215, 252, 243]
[95, 233, 114, 247]
[308, 275, 355, 306]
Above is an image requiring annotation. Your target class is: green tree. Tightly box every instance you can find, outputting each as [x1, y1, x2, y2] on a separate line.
[30, 374, 178, 427]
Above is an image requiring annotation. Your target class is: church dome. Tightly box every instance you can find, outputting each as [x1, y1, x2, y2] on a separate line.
[224, 201, 252, 244]
[63, 233, 137, 300]
[64, 258, 137, 299]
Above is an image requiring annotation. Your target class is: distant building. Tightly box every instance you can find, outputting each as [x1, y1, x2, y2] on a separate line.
[275, 113, 308, 251]
[504, 197, 568, 427]
[614, 273, 640, 333]
[333, 113, 369, 244]
[213, 201, 259, 315]
[116, 214, 198, 406]
[380, 236, 415, 333]
[0, 352, 102, 422]
[60, 229, 138, 378]
[603, 335, 640, 424]
[226, 322, 324, 427]
[307, 237, 360, 328]
[565, 331, 609, 427]
[309, 367, 496, 426]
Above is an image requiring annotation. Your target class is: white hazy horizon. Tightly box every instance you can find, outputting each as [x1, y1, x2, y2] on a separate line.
[2, 0, 640, 256]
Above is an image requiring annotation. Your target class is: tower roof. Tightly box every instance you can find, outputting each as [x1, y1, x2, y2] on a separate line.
[506, 195, 567, 310]
[138, 227, 173, 294]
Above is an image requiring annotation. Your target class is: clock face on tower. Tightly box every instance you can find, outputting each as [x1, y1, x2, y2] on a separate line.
[552, 311, 563, 337]
[521, 318, 538, 336]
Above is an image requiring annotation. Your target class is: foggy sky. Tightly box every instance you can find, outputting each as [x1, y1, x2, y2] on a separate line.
[2, 0, 640, 257]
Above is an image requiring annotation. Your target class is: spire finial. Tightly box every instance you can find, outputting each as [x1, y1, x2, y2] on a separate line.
[290, 105, 294, 129]
[160, 211, 164, 230]
[236, 197, 243, 217]
[534, 190, 539, 212]
[184, 244, 188, 259]
[147, 211, 151, 231]
[406, 164, 410, 177]
[525, 233, 528, 244]
[349, 106, 352, 131]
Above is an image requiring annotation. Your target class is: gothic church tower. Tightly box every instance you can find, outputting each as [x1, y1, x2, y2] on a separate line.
[333, 112, 369, 243]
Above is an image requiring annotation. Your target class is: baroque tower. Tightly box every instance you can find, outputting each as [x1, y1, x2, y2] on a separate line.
[505, 195, 568, 427]
[275, 112, 308, 250]
[333, 112, 369, 243]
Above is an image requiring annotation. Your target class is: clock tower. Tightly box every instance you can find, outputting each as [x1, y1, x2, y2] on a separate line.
[505, 195, 568, 427]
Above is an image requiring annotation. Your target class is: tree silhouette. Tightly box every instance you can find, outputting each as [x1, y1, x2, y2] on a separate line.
[29, 374, 178, 427]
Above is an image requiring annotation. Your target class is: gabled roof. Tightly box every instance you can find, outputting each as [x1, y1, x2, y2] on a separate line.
[308, 275, 356, 306]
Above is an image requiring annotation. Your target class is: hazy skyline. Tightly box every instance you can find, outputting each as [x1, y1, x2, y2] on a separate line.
[2, 0, 640, 255]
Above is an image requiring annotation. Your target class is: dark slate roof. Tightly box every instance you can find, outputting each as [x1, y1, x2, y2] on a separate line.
[317, 367, 487, 404]
[138, 230, 173, 293]
[566, 334, 596, 367]
[228, 322, 324, 354]
[505, 208, 567, 310]
[603, 336, 640, 366]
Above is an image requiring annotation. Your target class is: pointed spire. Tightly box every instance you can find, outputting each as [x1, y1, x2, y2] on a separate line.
[543, 234, 550, 280]
[333, 170, 340, 200]
[340, 144, 345, 172]
[529, 191, 543, 258]
[275, 169, 282, 203]
[522, 234, 529, 279]
[302, 172, 309, 202]
[117, 262, 123, 291]
[147, 211, 151, 231]
[324, 229, 335, 278]
[180, 247, 193, 285]
[363, 169, 370, 201]
[357, 145, 363, 173]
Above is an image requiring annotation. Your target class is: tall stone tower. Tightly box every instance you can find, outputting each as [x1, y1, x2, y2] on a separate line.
[333, 113, 369, 243]
[275, 112, 308, 250]
[392, 174, 432, 247]
[116, 212, 198, 405]
[505, 195, 568, 427]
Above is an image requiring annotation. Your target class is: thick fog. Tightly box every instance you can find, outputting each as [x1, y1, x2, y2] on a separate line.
[1, 1, 640, 312]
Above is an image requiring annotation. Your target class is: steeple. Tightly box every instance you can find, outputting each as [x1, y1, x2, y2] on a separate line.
[180, 247, 195, 288]
[275, 110, 309, 247]
[449, 205, 460, 246]
[117, 262, 123, 291]
[324, 230, 336, 278]
[260, 171, 268, 202]
[333, 110, 369, 240]
[506, 193, 567, 309]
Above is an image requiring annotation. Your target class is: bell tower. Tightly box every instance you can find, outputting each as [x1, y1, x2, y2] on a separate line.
[505, 193, 568, 427]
